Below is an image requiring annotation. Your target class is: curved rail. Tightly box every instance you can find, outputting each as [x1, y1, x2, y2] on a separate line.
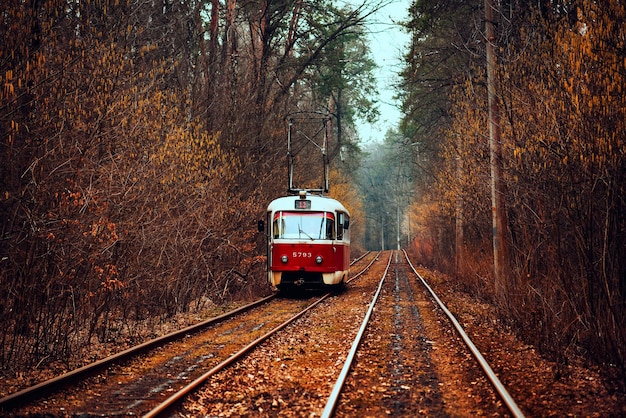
[321, 251, 392, 417]
[0, 294, 276, 411]
[346, 250, 380, 283]
[1, 250, 379, 415]
[403, 249, 525, 418]
[146, 251, 383, 416]
[145, 292, 334, 417]
[350, 250, 371, 265]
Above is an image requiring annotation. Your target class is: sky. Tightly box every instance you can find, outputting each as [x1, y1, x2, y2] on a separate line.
[357, 0, 412, 143]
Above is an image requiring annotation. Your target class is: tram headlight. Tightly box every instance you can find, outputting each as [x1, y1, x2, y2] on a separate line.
[281, 255, 289, 263]
[315, 255, 323, 264]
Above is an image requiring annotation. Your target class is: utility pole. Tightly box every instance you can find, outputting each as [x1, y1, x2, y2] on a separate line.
[397, 205, 400, 250]
[485, 0, 509, 298]
[381, 214, 385, 251]
[455, 156, 464, 275]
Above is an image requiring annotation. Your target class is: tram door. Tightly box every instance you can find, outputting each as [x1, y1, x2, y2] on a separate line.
[266, 211, 272, 283]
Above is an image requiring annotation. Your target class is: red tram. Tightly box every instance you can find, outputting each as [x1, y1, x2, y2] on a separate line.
[263, 191, 350, 290]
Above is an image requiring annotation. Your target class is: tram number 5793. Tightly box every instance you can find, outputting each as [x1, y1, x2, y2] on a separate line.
[293, 252, 312, 258]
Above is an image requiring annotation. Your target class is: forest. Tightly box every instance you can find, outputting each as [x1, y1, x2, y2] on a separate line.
[0, 0, 375, 371]
[395, 0, 625, 380]
[1, 0, 624, 386]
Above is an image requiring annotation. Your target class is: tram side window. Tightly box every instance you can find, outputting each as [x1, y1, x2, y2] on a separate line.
[337, 212, 344, 240]
[325, 215, 335, 240]
[272, 213, 282, 238]
[337, 212, 350, 240]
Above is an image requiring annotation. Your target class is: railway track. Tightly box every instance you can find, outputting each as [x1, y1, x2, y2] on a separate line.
[173, 251, 392, 416]
[2, 250, 524, 416]
[168, 250, 523, 416]
[0, 252, 378, 416]
[326, 250, 524, 417]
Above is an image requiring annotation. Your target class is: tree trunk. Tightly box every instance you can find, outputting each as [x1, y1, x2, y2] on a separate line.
[485, 0, 510, 298]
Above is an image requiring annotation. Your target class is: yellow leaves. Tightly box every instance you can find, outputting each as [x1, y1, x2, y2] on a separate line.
[3, 70, 15, 97]
[498, 0, 626, 180]
[328, 169, 364, 220]
[328, 168, 365, 247]
[5, 119, 19, 146]
[406, 201, 440, 237]
[95, 264, 123, 292]
[154, 124, 239, 188]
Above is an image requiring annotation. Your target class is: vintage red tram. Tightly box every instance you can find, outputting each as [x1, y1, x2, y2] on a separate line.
[263, 191, 350, 290]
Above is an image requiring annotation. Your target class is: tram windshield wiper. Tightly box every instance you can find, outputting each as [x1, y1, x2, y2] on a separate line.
[299, 226, 315, 241]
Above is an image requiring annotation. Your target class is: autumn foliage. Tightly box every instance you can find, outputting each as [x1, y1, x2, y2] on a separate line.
[403, 1, 625, 375]
[1, 0, 370, 371]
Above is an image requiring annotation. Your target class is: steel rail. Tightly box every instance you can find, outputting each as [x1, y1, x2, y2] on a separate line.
[350, 250, 370, 264]
[146, 251, 384, 417]
[321, 251, 393, 418]
[402, 249, 525, 418]
[2, 251, 377, 414]
[144, 291, 335, 417]
[346, 250, 380, 283]
[0, 294, 276, 411]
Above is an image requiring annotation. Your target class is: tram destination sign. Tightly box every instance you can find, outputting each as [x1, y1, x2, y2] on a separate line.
[295, 199, 311, 210]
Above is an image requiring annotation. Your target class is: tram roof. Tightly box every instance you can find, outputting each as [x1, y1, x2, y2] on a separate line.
[267, 193, 349, 215]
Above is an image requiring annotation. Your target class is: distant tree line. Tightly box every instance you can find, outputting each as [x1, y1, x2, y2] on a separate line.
[400, 0, 625, 377]
[0, 0, 377, 371]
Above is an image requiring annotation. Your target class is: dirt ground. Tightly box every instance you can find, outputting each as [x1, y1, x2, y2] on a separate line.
[1, 256, 624, 417]
[416, 267, 625, 417]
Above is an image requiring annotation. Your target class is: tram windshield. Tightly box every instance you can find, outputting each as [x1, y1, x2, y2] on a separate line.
[273, 211, 335, 240]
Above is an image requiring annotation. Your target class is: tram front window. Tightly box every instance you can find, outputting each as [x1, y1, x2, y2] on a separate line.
[273, 211, 335, 240]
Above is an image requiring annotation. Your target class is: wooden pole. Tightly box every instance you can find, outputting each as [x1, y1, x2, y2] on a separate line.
[455, 156, 464, 275]
[485, 0, 509, 298]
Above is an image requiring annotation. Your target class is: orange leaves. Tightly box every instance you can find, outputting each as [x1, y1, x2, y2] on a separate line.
[498, 0, 626, 182]
[87, 218, 118, 243]
[1, 69, 18, 144]
[328, 168, 363, 218]
[328, 168, 365, 247]
[3, 69, 15, 97]
[154, 125, 239, 189]
[427, 0, 626, 280]
[95, 264, 122, 291]
[0, 0, 277, 371]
